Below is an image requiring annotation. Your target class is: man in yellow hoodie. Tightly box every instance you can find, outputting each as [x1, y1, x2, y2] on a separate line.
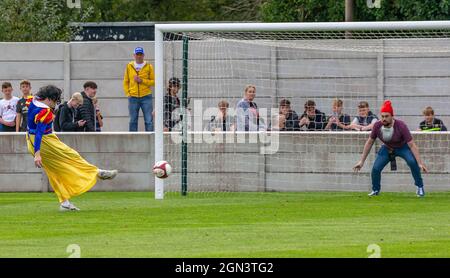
[123, 47, 155, 131]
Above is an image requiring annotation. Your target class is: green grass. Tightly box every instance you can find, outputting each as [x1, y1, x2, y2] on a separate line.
[0, 191, 449, 258]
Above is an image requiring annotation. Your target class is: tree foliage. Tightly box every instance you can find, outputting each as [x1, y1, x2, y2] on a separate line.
[0, 0, 449, 41]
[0, 0, 265, 41]
[0, 0, 92, 41]
[82, 0, 265, 22]
[261, 0, 450, 22]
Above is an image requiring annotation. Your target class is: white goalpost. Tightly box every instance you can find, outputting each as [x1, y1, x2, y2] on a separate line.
[154, 21, 450, 199]
[154, 29, 165, 200]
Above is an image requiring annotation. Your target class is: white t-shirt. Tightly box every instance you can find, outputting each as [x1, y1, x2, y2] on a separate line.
[381, 125, 395, 142]
[0, 96, 19, 122]
[134, 61, 146, 71]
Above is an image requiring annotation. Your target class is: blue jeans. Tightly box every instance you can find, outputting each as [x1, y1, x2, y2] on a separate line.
[371, 144, 424, 192]
[128, 95, 153, 131]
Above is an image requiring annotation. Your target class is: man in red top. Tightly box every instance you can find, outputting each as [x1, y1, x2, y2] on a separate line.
[353, 100, 428, 197]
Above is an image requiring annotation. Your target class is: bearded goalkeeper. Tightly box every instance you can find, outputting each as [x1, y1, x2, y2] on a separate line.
[353, 100, 428, 197]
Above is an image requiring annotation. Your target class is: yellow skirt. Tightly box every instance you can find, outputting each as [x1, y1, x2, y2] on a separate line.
[26, 133, 99, 202]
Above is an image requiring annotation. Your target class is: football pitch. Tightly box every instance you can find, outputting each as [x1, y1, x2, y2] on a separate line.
[0, 191, 449, 258]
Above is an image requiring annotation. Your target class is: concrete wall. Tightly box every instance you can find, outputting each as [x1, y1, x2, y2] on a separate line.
[1, 40, 450, 131]
[1, 132, 449, 193]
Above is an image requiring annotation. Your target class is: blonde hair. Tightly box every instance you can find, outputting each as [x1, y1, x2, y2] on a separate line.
[71, 92, 84, 105]
[20, 80, 31, 87]
[333, 98, 343, 107]
[218, 100, 229, 108]
[91, 96, 98, 104]
[244, 84, 256, 93]
[423, 106, 434, 116]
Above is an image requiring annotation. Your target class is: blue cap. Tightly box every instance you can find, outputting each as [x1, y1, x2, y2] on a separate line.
[134, 47, 144, 55]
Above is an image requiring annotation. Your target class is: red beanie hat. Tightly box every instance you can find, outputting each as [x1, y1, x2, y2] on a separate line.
[380, 100, 394, 116]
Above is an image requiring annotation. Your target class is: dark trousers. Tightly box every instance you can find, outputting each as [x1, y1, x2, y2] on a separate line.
[0, 124, 15, 132]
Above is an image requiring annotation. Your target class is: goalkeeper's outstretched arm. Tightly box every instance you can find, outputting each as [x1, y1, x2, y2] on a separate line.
[407, 140, 429, 173]
[353, 137, 375, 172]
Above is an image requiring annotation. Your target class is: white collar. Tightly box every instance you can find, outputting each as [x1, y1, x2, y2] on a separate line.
[32, 97, 50, 109]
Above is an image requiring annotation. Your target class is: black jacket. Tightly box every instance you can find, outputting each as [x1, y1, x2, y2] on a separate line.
[300, 109, 327, 130]
[329, 113, 352, 131]
[59, 101, 80, 131]
[282, 110, 300, 131]
[356, 111, 378, 126]
[164, 94, 180, 131]
[419, 118, 447, 131]
[76, 92, 96, 132]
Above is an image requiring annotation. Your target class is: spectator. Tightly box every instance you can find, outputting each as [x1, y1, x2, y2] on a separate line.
[299, 100, 326, 131]
[58, 92, 86, 132]
[325, 99, 352, 131]
[419, 106, 447, 131]
[208, 100, 235, 132]
[123, 47, 155, 131]
[0, 82, 19, 132]
[164, 77, 181, 132]
[350, 101, 378, 131]
[92, 96, 103, 132]
[236, 85, 265, 131]
[270, 113, 286, 131]
[171, 97, 192, 132]
[76, 81, 97, 132]
[15, 80, 33, 132]
[278, 99, 300, 131]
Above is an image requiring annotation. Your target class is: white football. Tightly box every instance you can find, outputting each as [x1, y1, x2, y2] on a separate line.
[152, 160, 172, 179]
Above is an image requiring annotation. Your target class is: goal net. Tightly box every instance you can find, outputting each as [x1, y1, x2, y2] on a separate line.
[154, 22, 450, 198]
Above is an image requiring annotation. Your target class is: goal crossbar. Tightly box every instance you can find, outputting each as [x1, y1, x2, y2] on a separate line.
[155, 21, 450, 33]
